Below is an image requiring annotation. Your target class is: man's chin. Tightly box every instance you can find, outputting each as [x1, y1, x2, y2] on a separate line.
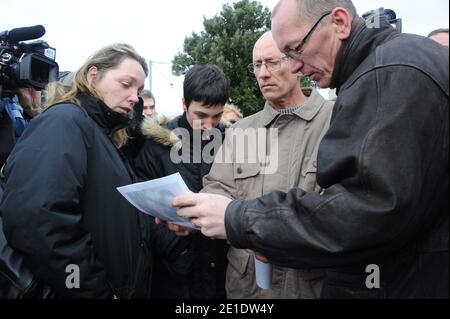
[316, 77, 331, 89]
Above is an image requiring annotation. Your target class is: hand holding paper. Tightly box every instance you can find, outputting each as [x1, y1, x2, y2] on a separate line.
[172, 192, 232, 239]
[117, 173, 198, 229]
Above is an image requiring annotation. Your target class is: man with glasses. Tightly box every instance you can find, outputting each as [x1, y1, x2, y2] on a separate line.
[185, 31, 333, 298]
[173, 0, 448, 298]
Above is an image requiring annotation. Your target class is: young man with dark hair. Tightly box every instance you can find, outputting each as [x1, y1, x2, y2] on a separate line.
[134, 64, 231, 299]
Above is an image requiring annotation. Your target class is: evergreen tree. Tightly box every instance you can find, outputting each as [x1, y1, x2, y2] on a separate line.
[172, 0, 271, 116]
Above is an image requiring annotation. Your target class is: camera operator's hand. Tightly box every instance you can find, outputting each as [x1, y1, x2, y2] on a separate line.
[17, 87, 42, 117]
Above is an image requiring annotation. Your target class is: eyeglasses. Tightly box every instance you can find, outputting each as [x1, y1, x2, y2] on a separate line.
[284, 11, 332, 60]
[247, 56, 289, 74]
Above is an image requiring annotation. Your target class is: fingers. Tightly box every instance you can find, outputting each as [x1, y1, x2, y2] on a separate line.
[254, 251, 269, 263]
[175, 229, 192, 237]
[172, 193, 198, 208]
[168, 222, 196, 237]
[176, 206, 202, 219]
[167, 222, 183, 232]
[190, 218, 202, 229]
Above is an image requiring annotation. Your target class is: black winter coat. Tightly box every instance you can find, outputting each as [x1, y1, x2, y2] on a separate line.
[0, 94, 153, 298]
[0, 109, 15, 168]
[226, 17, 449, 298]
[134, 113, 229, 299]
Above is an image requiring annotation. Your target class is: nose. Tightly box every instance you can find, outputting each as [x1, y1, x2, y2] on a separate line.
[129, 91, 139, 104]
[258, 63, 271, 77]
[202, 118, 214, 130]
[288, 58, 304, 74]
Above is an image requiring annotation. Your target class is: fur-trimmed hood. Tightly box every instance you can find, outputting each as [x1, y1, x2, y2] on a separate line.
[141, 114, 231, 150]
[141, 117, 182, 150]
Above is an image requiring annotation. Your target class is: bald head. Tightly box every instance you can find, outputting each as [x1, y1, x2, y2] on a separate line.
[251, 30, 305, 108]
[253, 31, 281, 55]
[273, 0, 357, 24]
[428, 29, 449, 47]
[271, 0, 354, 88]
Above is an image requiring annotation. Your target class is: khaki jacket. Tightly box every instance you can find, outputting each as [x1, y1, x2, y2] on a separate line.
[202, 90, 334, 298]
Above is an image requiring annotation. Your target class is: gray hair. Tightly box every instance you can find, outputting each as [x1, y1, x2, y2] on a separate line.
[273, 0, 357, 24]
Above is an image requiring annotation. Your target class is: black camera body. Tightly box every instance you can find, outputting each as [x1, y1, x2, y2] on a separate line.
[362, 8, 402, 33]
[0, 25, 59, 98]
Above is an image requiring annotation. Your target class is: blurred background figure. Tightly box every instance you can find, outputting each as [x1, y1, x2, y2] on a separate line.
[140, 90, 157, 118]
[428, 28, 449, 46]
[43, 71, 74, 107]
[1, 81, 42, 167]
[221, 103, 243, 124]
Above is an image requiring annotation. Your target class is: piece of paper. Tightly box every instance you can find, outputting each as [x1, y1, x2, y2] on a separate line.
[117, 173, 198, 229]
[254, 256, 272, 289]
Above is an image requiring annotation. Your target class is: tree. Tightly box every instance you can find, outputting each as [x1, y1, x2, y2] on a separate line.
[172, 0, 271, 116]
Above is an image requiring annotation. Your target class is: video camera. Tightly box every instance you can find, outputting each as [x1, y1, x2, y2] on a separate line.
[362, 8, 402, 33]
[0, 25, 59, 98]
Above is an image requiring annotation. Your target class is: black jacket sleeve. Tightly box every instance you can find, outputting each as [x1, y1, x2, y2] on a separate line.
[134, 140, 193, 272]
[225, 67, 449, 269]
[0, 106, 113, 298]
[134, 139, 165, 182]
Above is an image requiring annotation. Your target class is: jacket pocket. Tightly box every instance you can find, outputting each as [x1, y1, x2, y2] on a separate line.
[226, 248, 251, 277]
[233, 163, 261, 180]
[233, 163, 261, 198]
[301, 157, 320, 192]
[226, 248, 255, 298]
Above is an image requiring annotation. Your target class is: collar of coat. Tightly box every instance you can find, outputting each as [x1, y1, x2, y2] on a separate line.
[330, 15, 397, 93]
[140, 113, 230, 149]
[259, 90, 330, 127]
[77, 93, 130, 133]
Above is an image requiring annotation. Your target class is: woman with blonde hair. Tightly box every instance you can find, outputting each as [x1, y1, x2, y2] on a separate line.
[0, 43, 152, 298]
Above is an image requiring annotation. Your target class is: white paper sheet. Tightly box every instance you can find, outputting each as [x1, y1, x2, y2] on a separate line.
[254, 256, 272, 289]
[117, 173, 198, 229]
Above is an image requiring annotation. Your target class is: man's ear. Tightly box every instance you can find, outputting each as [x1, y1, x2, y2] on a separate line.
[182, 97, 187, 112]
[87, 66, 98, 85]
[331, 7, 352, 40]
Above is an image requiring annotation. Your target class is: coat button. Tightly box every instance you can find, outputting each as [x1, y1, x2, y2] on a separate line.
[210, 262, 216, 269]
[237, 167, 242, 174]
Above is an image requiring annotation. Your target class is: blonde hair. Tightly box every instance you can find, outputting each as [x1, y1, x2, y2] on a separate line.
[48, 43, 148, 147]
[44, 81, 71, 108]
[223, 103, 243, 119]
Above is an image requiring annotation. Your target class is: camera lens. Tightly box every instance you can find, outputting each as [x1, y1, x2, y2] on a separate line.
[383, 9, 397, 21]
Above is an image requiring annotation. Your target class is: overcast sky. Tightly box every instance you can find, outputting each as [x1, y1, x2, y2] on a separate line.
[2, 0, 448, 115]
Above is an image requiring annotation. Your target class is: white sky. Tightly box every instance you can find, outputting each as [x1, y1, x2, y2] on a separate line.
[2, 0, 448, 116]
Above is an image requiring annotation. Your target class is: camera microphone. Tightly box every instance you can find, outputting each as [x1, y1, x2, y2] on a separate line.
[0, 25, 46, 42]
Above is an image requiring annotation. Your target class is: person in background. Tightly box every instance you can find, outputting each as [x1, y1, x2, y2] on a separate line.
[1, 67, 43, 168]
[134, 64, 231, 299]
[1, 43, 153, 298]
[43, 71, 74, 107]
[202, 31, 334, 299]
[221, 103, 243, 124]
[428, 28, 449, 47]
[140, 89, 157, 118]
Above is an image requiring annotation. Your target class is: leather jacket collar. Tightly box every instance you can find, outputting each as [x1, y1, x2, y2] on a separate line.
[330, 15, 398, 93]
